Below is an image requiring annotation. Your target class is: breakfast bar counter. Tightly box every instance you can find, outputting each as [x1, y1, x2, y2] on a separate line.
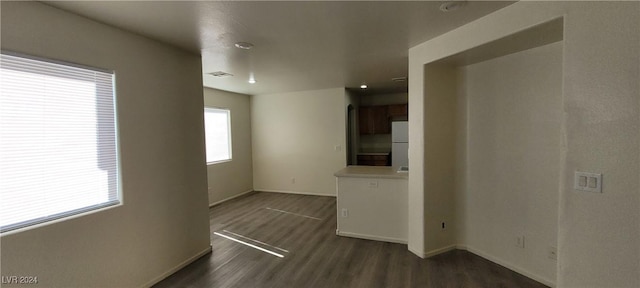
[334, 165, 408, 244]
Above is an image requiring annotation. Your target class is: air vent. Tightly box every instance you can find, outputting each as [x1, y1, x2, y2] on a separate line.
[209, 71, 234, 77]
[392, 77, 407, 82]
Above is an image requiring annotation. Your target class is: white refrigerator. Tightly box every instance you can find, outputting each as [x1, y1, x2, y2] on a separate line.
[392, 121, 409, 167]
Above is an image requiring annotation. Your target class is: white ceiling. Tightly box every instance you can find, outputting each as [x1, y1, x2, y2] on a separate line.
[45, 1, 514, 96]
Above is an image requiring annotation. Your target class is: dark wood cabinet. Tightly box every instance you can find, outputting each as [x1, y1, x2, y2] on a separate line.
[387, 104, 408, 118]
[358, 106, 390, 135]
[357, 154, 390, 166]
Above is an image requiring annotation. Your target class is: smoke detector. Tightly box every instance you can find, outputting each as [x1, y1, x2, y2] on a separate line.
[439, 1, 466, 12]
[209, 71, 234, 77]
[234, 42, 254, 50]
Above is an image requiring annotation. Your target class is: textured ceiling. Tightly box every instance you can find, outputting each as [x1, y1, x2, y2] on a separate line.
[46, 1, 514, 95]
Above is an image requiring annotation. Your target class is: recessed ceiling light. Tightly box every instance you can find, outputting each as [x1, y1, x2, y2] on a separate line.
[360, 84, 368, 89]
[234, 42, 254, 50]
[439, 1, 466, 12]
[248, 79, 256, 84]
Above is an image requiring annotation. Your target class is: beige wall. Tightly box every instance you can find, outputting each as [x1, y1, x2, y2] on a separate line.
[204, 88, 253, 205]
[252, 88, 347, 196]
[462, 42, 563, 285]
[0, 2, 211, 287]
[410, 2, 639, 287]
[423, 64, 458, 256]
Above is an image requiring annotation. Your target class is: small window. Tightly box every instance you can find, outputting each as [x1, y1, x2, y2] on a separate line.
[0, 52, 120, 233]
[204, 108, 232, 164]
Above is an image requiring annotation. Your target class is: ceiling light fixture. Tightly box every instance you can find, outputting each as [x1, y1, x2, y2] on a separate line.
[360, 84, 368, 89]
[248, 79, 256, 84]
[234, 42, 254, 50]
[439, 1, 466, 12]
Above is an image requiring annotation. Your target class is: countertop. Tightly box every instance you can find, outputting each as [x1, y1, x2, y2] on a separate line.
[334, 166, 408, 180]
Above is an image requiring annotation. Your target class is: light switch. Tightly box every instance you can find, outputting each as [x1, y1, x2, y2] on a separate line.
[574, 171, 602, 193]
[579, 176, 587, 187]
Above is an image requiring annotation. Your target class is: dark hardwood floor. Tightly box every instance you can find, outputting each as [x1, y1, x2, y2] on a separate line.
[154, 192, 549, 288]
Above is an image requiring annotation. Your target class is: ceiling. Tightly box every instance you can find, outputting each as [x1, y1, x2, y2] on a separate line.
[45, 1, 514, 96]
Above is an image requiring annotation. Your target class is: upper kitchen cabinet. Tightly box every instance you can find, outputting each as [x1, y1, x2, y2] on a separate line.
[359, 106, 390, 135]
[387, 104, 408, 120]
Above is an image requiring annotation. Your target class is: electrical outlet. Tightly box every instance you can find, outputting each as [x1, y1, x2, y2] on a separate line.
[441, 222, 446, 230]
[341, 208, 348, 218]
[516, 236, 525, 248]
[547, 246, 557, 260]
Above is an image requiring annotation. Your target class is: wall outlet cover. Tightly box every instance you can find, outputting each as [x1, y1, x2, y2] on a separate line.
[547, 246, 557, 260]
[516, 236, 525, 248]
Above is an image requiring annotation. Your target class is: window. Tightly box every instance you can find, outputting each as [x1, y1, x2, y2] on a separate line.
[0, 52, 119, 233]
[204, 108, 231, 164]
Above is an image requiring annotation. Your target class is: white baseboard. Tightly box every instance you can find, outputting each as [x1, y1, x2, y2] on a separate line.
[408, 245, 426, 258]
[336, 230, 407, 244]
[209, 189, 254, 207]
[407, 244, 457, 258]
[141, 245, 212, 288]
[258, 189, 335, 197]
[460, 245, 556, 288]
[424, 244, 457, 258]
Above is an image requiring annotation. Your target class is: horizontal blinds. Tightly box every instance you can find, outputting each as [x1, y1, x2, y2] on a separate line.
[0, 53, 119, 233]
[204, 108, 231, 163]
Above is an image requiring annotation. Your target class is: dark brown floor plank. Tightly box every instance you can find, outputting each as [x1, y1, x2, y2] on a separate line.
[154, 192, 549, 288]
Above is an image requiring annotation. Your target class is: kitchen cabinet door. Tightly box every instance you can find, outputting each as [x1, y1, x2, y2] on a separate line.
[371, 106, 390, 134]
[358, 106, 374, 135]
[358, 106, 390, 135]
[387, 104, 408, 117]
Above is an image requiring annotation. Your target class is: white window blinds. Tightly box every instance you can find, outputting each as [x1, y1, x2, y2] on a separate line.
[204, 108, 232, 163]
[0, 52, 120, 233]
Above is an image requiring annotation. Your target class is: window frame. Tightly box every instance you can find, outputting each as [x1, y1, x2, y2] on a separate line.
[0, 50, 122, 235]
[204, 107, 232, 165]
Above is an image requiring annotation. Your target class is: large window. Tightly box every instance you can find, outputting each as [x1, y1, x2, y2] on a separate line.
[0, 52, 120, 233]
[204, 108, 231, 164]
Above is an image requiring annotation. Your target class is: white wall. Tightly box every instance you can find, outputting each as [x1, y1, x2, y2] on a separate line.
[204, 88, 253, 205]
[410, 2, 639, 287]
[423, 64, 458, 256]
[252, 88, 347, 196]
[463, 42, 563, 284]
[0, 2, 211, 287]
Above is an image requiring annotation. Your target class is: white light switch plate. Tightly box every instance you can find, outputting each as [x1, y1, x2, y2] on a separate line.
[574, 171, 602, 193]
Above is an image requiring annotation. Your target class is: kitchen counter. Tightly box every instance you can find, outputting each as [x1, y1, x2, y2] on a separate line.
[334, 165, 408, 180]
[334, 165, 408, 244]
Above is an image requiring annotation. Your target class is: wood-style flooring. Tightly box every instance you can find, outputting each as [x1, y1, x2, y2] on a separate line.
[154, 192, 549, 288]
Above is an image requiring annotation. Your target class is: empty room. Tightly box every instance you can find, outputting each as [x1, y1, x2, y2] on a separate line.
[1, 1, 638, 288]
